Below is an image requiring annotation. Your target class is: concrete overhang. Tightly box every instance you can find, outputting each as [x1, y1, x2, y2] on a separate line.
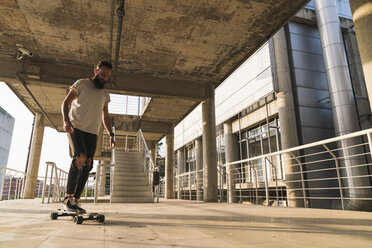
[0, 0, 310, 147]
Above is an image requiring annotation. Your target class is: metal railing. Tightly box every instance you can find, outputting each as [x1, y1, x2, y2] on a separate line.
[175, 169, 203, 200]
[219, 128, 372, 210]
[94, 162, 115, 203]
[39, 162, 115, 204]
[41, 162, 68, 203]
[158, 178, 165, 198]
[137, 129, 157, 201]
[109, 129, 158, 202]
[0, 166, 26, 200]
[175, 129, 372, 211]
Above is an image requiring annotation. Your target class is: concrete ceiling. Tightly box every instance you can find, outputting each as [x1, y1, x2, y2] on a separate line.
[0, 0, 309, 145]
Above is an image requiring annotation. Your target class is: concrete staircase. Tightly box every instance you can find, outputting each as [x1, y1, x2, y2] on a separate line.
[111, 151, 153, 203]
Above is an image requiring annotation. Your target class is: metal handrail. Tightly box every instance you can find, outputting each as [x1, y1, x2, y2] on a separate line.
[137, 129, 156, 201]
[220, 128, 372, 168]
[176, 170, 203, 200]
[174, 128, 372, 210]
[41, 162, 68, 203]
[0, 166, 26, 201]
[94, 162, 115, 203]
[216, 128, 372, 209]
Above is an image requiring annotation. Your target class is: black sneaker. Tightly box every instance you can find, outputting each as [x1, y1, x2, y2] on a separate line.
[63, 197, 79, 212]
[75, 199, 86, 214]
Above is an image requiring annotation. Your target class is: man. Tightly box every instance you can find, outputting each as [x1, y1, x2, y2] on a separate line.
[61, 61, 115, 213]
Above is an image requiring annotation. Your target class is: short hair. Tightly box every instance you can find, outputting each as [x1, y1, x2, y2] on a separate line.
[96, 61, 112, 70]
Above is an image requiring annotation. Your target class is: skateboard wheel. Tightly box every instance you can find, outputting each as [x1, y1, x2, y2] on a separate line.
[74, 216, 83, 224]
[97, 214, 105, 223]
[50, 212, 58, 220]
[89, 215, 94, 220]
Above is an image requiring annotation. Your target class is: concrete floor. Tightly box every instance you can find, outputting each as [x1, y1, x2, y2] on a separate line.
[0, 199, 372, 248]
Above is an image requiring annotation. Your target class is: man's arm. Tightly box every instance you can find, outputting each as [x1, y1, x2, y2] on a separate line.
[102, 104, 115, 149]
[61, 88, 78, 133]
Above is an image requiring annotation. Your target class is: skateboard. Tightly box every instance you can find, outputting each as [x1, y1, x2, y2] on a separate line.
[50, 209, 105, 224]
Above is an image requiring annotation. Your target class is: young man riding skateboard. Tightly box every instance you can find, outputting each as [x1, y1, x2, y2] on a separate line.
[61, 61, 115, 213]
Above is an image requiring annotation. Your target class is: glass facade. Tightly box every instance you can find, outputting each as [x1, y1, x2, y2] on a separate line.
[237, 118, 283, 183]
[0, 107, 14, 168]
[185, 143, 196, 173]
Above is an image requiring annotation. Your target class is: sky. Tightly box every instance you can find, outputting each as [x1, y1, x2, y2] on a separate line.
[0, 82, 73, 177]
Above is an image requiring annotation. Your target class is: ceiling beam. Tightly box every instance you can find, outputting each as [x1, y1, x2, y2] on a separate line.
[0, 59, 214, 100]
[43, 113, 173, 135]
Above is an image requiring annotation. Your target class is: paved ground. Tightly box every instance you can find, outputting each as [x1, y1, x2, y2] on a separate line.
[0, 199, 372, 248]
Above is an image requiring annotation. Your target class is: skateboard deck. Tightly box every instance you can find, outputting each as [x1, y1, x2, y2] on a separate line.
[50, 209, 105, 224]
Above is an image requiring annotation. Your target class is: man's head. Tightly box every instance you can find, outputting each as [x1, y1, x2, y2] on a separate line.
[93, 61, 112, 89]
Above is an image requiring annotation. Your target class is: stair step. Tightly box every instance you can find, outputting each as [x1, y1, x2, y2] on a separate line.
[111, 151, 153, 203]
[115, 156, 143, 160]
[113, 185, 150, 191]
[113, 170, 146, 176]
[115, 168, 143, 171]
[111, 196, 153, 203]
[115, 161, 143, 168]
[113, 180, 149, 186]
[112, 190, 152, 197]
[115, 164, 143, 168]
[113, 173, 147, 178]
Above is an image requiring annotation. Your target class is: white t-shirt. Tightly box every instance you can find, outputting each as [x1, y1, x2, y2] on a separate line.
[68, 79, 110, 135]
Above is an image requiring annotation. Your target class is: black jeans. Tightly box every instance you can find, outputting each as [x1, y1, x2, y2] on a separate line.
[66, 129, 97, 198]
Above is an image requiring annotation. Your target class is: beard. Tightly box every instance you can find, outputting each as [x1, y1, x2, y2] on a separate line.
[93, 75, 105, 89]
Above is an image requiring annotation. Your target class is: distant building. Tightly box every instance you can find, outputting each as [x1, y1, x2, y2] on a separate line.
[1, 176, 24, 200]
[0, 106, 15, 190]
[0, 106, 14, 168]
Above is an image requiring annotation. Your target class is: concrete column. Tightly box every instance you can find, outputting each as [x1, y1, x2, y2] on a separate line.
[272, 28, 304, 207]
[315, 0, 371, 211]
[98, 161, 106, 197]
[349, 0, 372, 111]
[223, 122, 238, 203]
[343, 27, 372, 130]
[149, 141, 157, 167]
[177, 148, 185, 199]
[165, 131, 174, 199]
[315, 0, 360, 136]
[24, 113, 45, 199]
[195, 137, 203, 201]
[202, 91, 218, 202]
[94, 127, 103, 157]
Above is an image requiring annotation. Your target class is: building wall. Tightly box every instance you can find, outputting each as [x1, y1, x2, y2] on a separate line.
[175, 0, 355, 151]
[175, 42, 274, 150]
[286, 22, 335, 144]
[171, 0, 371, 209]
[306, 0, 352, 19]
[0, 107, 15, 168]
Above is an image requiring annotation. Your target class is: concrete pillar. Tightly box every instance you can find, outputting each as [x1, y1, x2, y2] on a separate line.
[315, 0, 360, 136]
[98, 161, 106, 197]
[165, 131, 174, 199]
[202, 91, 218, 202]
[149, 141, 157, 167]
[349, 0, 372, 111]
[223, 122, 238, 203]
[94, 127, 103, 157]
[343, 27, 372, 130]
[24, 113, 45, 199]
[315, 0, 371, 211]
[195, 137, 203, 201]
[177, 148, 185, 199]
[272, 28, 304, 207]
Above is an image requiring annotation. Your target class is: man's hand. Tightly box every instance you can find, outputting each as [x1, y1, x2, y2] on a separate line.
[63, 119, 75, 133]
[109, 136, 115, 149]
